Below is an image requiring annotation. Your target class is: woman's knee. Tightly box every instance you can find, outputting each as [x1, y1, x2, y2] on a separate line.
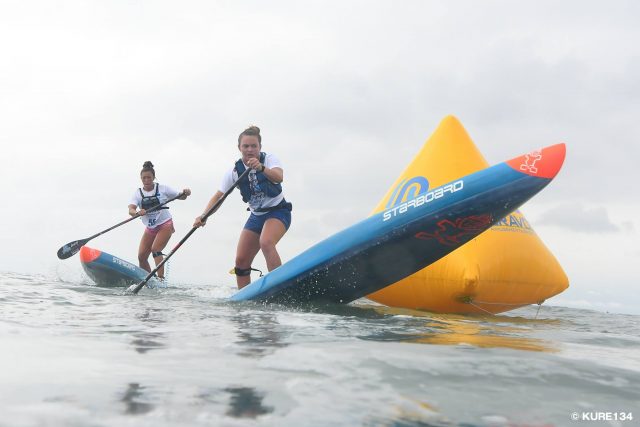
[150, 242, 166, 253]
[259, 238, 277, 253]
[235, 253, 255, 268]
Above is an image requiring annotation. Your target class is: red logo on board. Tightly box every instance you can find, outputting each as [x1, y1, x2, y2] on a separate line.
[414, 215, 493, 246]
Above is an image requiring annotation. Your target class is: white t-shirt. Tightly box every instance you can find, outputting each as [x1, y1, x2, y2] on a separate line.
[129, 183, 180, 228]
[220, 153, 285, 215]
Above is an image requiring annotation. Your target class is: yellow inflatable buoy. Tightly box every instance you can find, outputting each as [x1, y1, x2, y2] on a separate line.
[367, 116, 568, 314]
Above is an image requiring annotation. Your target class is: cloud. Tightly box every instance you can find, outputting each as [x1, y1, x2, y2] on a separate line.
[536, 203, 620, 233]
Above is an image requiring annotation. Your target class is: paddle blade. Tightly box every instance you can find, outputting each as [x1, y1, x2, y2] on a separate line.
[56, 239, 88, 259]
[126, 280, 145, 295]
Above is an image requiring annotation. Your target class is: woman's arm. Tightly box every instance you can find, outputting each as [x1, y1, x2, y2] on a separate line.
[262, 166, 283, 184]
[193, 190, 224, 227]
[246, 157, 283, 183]
[128, 204, 142, 217]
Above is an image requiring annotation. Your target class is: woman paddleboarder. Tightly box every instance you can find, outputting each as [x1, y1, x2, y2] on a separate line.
[129, 161, 191, 280]
[194, 126, 292, 289]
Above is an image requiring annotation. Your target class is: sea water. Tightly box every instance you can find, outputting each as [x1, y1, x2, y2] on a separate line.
[1, 271, 638, 427]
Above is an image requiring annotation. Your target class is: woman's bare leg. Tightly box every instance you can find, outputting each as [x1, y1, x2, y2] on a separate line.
[260, 218, 287, 271]
[138, 231, 155, 272]
[151, 225, 174, 279]
[235, 228, 261, 289]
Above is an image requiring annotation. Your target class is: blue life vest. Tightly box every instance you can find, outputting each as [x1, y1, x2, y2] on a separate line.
[139, 184, 168, 210]
[234, 152, 283, 203]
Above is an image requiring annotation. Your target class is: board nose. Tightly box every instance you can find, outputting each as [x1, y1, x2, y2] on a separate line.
[79, 246, 101, 263]
[506, 143, 566, 179]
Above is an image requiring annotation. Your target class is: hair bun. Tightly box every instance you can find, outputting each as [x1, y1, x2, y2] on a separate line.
[143, 161, 154, 168]
[238, 125, 262, 144]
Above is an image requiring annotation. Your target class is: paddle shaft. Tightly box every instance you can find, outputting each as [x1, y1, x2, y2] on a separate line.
[129, 168, 251, 294]
[56, 191, 185, 259]
[92, 193, 184, 238]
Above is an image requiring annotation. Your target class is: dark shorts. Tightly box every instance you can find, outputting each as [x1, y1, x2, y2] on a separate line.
[244, 208, 292, 234]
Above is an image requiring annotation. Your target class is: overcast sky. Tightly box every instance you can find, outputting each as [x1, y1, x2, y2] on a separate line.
[1, 1, 638, 314]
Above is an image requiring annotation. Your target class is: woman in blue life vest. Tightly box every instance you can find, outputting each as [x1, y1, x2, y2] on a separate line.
[194, 126, 292, 289]
[128, 161, 191, 279]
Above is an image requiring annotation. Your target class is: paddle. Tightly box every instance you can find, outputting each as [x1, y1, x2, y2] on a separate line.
[127, 168, 251, 294]
[56, 192, 186, 260]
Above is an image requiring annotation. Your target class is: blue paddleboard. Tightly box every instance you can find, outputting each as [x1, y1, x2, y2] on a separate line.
[230, 144, 566, 305]
[80, 246, 163, 288]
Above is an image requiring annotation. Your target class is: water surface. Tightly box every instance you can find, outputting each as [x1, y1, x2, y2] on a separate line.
[1, 272, 638, 426]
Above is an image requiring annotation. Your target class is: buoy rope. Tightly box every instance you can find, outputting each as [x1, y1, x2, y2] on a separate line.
[467, 300, 546, 318]
[468, 301, 494, 315]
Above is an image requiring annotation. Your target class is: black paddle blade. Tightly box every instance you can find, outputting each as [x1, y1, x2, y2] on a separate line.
[56, 239, 88, 259]
[126, 282, 142, 294]
[127, 279, 149, 295]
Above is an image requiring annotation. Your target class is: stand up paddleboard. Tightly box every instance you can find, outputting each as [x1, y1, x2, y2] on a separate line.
[79, 246, 163, 288]
[230, 143, 565, 305]
[368, 116, 569, 314]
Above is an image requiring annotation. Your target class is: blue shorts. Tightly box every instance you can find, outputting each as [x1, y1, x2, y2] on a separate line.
[244, 208, 292, 234]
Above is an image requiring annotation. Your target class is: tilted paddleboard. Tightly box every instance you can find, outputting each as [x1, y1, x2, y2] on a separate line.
[230, 143, 566, 304]
[79, 246, 162, 288]
[367, 116, 569, 314]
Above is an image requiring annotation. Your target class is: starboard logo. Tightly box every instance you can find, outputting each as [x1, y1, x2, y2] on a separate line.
[383, 180, 464, 221]
[385, 176, 430, 209]
[112, 256, 137, 272]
